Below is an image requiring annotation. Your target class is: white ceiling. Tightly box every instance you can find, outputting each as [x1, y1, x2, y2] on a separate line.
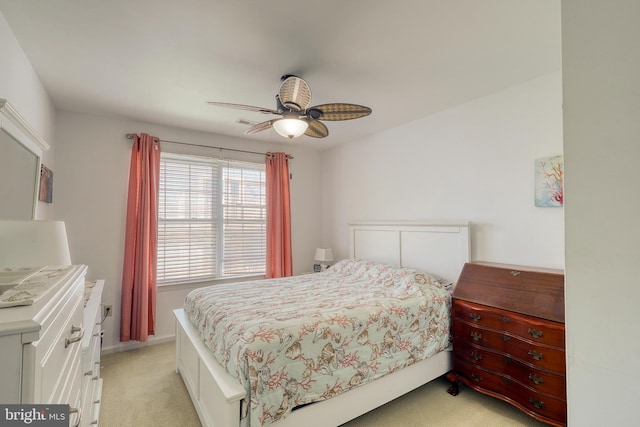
[0, 1, 561, 150]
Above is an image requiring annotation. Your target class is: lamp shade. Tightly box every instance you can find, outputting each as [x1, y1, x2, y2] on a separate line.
[314, 248, 334, 262]
[273, 118, 308, 139]
[0, 220, 72, 267]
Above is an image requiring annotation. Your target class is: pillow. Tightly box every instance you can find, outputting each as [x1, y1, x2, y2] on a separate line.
[384, 266, 448, 291]
[329, 259, 376, 276]
[332, 259, 450, 291]
[412, 271, 446, 288]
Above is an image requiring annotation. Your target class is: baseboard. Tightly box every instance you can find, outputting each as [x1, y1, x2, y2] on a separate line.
[102, 333, 175, 355]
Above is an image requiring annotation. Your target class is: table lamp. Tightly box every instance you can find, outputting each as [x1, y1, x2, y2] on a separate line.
[314, 248, 334, 271]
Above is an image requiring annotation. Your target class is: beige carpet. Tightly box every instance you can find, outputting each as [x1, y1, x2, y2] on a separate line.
[100, 342, 549, 427]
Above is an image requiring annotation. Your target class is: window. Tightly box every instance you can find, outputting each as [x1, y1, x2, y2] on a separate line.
[157, 152, 266, 284]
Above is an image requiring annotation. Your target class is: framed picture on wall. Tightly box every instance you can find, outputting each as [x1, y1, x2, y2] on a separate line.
[535, 155, 563, 207]
[39, 164, 53, 203]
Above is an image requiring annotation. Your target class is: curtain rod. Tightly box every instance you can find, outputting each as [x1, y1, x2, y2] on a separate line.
[125, 133, 293, 159]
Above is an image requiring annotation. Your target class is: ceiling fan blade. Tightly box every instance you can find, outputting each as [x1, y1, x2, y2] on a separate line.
[207, 102, 278, 115]
[304, 119, 329, 138]
[245, 119, 276, 135]
[279, 76, 312, 111]
[311, 103, 372, 121]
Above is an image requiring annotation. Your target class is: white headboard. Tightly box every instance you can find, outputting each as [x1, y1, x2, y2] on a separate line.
[350, 221, 470, 284]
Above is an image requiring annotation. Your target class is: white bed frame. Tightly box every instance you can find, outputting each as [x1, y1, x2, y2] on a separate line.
[174, 221, 470, 427]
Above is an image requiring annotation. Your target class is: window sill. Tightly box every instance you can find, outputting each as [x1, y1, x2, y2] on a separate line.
[157, 273, 265, 290]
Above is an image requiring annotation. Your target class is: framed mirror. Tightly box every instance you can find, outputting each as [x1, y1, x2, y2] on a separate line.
[0, 99, 50, 219]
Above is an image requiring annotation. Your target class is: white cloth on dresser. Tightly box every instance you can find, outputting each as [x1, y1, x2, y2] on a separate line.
[0, 265, 75, 308]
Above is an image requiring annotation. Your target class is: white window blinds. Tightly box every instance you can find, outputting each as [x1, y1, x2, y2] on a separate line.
[157, 152, 265, 284]
[222, 161, 266, 275]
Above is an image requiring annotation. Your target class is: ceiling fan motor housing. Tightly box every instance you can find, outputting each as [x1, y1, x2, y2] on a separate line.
[279, 76, 312, 111]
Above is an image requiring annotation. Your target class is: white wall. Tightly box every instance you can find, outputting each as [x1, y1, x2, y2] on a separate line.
[562, 1, 640, 425]
[0, 11, 56, 219]
[54, 111, 322, 352]
[322, 72, 564, 271]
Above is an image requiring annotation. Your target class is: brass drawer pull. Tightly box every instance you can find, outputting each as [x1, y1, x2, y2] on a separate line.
[528, 328, 544, 339]
[528, 350, 544, 361]
[529, 373, 544, 384]
[470, 351, 483, 361]
[502, 335, 511, 342]
[469, 313, 482, 322]
[471, 372, 483, 382]
[65, 325, 85, 348]
[470, 331, 482, 342]
[502, 356, 511, 364]
[84, 370, 93, 376]
[501, 316, 510, 323]
[502, 378, 513, 385]
[510, 270, 521, 276]
[529, 398, 545, 409]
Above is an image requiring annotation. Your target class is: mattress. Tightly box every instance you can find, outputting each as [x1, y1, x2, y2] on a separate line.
[184, 259, 452, 427]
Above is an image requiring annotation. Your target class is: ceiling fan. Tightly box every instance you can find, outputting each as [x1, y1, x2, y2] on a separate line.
[207, 75, 372, 139]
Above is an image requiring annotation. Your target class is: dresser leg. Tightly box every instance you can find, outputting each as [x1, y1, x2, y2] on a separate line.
[446, 372, 460, 396]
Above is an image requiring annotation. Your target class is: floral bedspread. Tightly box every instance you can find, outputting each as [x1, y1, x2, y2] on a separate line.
[184, 259, 452, 427]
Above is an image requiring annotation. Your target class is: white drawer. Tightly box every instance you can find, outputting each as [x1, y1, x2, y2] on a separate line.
[82, 309, 102, 373]
[81, 279, 103, 427]
[65, 357, 83, 427]
[32, 273, 85, 403]
[82, 331, 101, 376]
[81, 370, 98, 427]
[81, 375, 102, 427]
[81, 330, 101, 402]
[90, 378, 103, 427]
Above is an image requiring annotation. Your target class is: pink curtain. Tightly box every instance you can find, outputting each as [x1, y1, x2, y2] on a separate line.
[120, 133, 160, 342]
[265, 152, 292, 278]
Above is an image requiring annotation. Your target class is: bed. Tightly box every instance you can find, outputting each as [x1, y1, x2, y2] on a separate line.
[174, 221, 471, 427]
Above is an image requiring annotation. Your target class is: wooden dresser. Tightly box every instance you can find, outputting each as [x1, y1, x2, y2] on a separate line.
[446, 262, 566, 426]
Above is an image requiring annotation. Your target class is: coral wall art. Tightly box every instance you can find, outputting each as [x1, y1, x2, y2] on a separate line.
[535, 155, 563, 207]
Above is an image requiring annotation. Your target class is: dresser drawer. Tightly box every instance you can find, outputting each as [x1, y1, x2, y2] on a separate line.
[455, 357, 567, 425]
[29, 271, 85, 404]
[453, 320, 566, 373]
[454, 300, 565, 348]
[82, 307, 102, 374]
[454, 340, 566, 398]
[37, 288, 84, 403]
[81, 279, 103, 427]
[82, 330, 101, 390]
[64, 357, 83, 427]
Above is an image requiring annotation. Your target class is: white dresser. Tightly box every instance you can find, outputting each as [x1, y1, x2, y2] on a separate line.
[1, 220, 104, 426]
[81, 279, 104, 427]
[0, 265, 87, 426]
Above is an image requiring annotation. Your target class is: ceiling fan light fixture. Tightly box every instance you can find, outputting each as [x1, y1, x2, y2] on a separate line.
[273, 117, 308, 139]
